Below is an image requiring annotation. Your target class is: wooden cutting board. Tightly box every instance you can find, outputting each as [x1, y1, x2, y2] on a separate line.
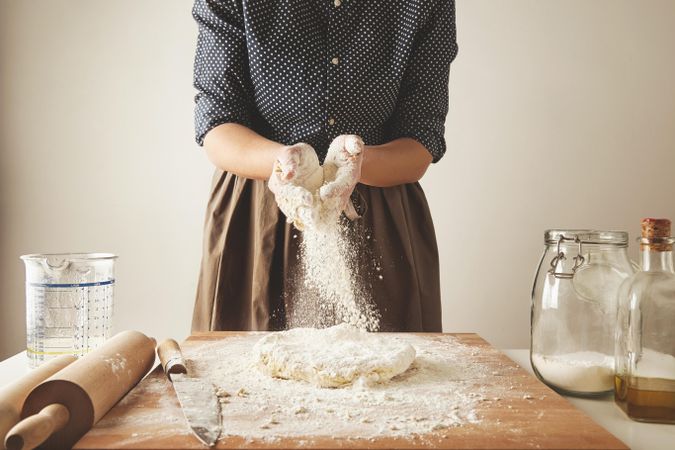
[73, 332, 628, 450]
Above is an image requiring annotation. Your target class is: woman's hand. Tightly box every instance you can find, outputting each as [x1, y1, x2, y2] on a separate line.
[320, 134, 365, 220]
[268, 143, 317, 228]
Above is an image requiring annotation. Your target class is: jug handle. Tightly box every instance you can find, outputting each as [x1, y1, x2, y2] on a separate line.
[42, 256, 71, 272]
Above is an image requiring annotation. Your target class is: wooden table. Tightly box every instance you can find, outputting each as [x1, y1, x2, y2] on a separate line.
[7, 342, 673, 449]
[67, 332, 630, 449]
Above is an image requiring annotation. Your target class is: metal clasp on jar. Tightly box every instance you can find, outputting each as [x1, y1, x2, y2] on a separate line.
[548, 236, 585, 279]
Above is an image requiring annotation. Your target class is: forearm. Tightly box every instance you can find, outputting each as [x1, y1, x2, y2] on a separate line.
[203, 123, 285, 180]
[360, 138, 433, 187]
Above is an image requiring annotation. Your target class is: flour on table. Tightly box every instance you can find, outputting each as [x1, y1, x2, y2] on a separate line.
[192, 333, 491, 440]
[97, 333, 539, 445]
[254, 324, 415, 387]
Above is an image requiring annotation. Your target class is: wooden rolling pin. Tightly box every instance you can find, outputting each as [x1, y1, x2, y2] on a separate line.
[0, 355, 76, 449]
[4, 330, 156, 450]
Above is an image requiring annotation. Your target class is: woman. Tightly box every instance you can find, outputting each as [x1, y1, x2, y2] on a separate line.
[191, 0, 458, 332]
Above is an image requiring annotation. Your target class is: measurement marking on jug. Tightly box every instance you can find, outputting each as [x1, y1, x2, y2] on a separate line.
[28, 280, 116, 288]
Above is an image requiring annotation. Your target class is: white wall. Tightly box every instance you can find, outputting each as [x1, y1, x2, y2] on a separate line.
[1, 0, 674, 359]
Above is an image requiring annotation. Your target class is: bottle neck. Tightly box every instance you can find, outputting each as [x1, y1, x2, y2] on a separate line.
[640, 248, 675, 272]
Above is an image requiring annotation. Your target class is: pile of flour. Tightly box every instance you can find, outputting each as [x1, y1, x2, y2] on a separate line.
[531, 352, 614, 392]
[254, 324, 415, 388]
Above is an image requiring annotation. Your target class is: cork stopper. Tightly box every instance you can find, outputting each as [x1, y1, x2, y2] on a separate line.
[641, 218, 672, 251]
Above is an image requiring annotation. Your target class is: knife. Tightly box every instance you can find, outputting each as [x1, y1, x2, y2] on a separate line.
[157, 339, 221, 447]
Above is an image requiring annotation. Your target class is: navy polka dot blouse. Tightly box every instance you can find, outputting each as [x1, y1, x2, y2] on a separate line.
[193, 0, 458, 163]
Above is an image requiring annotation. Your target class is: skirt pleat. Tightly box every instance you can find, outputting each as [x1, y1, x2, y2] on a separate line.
[192, 169, 442, 333]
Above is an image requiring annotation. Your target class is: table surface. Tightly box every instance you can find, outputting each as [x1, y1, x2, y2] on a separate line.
[1, 349, 673, 450]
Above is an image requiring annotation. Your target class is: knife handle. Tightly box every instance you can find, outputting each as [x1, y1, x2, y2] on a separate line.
[157, 339, 188, 377]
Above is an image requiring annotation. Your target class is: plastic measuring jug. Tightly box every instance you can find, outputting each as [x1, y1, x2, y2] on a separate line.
[20, 253, 117, 368]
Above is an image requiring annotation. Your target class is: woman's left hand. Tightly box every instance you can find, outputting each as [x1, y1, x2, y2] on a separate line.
[320, 134, 365, 220]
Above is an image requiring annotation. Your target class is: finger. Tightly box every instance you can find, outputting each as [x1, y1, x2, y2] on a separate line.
[282, 167, 295, 181]
[275, 161, 297, 182]
[325, 135, 346, 161]
[343, 199, 360, 220]
[268, 174, 280, 193]
[319, 182, 340, 200]
[320, 181, 352, 201]
[300, 189, 313, 207]
[282, 144, 301, 157]
[272, 161, 286, 181]
[344, 150, 362, 163]
[344, 135, 364, 155]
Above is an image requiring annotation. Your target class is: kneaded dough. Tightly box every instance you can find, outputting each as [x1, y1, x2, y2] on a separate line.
[253, 324, 416, 388]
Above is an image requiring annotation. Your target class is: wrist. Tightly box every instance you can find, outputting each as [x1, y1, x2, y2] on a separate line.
[359, 145, 377, 184]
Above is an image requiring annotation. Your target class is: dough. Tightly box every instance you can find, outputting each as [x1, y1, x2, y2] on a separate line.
[253, 324, 416, 388]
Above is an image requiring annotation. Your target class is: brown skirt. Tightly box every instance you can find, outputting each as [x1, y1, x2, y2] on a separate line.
[191, 170, 442, 333]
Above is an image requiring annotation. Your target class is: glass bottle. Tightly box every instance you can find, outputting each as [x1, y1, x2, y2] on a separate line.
[531, 230, 635, 396]
[615, 218, 675, 423]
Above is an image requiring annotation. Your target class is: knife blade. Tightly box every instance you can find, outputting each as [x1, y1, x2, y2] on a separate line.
[157, 339, 221, 447]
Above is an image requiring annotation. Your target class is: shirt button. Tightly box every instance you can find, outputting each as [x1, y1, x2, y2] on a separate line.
[331, 57, 339, 65]
[328, 118, 335, 125]
[334, 0, 341, 7]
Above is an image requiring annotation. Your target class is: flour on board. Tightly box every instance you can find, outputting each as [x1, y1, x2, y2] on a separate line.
[254, 324, 415, 388]
[97, 333, 539, 445]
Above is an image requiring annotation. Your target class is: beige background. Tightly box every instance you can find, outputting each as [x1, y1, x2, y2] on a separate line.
[1, 0, 674, 360]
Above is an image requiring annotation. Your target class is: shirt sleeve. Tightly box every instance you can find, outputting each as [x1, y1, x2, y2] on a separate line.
[388, 0, 458, 163]
[192, 0, 255, 146]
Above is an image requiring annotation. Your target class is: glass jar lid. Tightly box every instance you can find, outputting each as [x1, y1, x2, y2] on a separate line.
[545, 229, 628, 246]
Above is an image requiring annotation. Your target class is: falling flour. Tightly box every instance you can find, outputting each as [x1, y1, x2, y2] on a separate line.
[295, 217, 380, 331]
[274, 145, 380, 331]
[531, 352, 614, 392]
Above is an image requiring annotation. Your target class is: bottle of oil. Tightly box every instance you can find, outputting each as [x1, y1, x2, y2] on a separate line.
[615, 218, 675, 423]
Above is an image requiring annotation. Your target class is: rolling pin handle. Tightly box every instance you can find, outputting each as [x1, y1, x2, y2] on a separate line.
[4, 403, 70, 450]
[157, 339, 187, 377]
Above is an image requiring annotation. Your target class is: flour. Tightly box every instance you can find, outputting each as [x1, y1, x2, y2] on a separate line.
[254, 324, 415, 387]
[103, 352, 127, 374]
[271, 143, 324, 231]
[295, 219, 381, 331]
[188, 333, 490, 440]
[531, 352, 614, 392]
[273, 142, 380, 331]
[93, 334, 541, 445]
[635, 348, 675, 379]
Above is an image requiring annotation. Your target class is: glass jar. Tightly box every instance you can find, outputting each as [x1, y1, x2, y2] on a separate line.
[615, 218, 675, 423]
[531, 230, 635, 396]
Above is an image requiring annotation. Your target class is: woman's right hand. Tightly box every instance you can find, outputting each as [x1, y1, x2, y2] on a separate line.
[270, 144, 308, 183]
[268, 143, 316, 226]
